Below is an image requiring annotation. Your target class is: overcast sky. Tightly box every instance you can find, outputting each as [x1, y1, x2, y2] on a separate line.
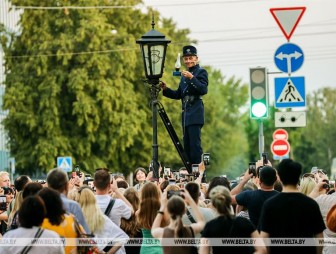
[143, 0, 336, 98]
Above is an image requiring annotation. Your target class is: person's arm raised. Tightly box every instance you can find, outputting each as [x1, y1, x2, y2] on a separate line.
[194, 161, 205, 185]
[151, 190, 168, 239]
[182, 189, 205, 234]
[231, 169, 253, 196]
[110, 179, 134, 214]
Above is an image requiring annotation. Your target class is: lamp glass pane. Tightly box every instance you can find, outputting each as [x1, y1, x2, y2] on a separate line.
[142, 44, 151, 77]
[149, 44, 164, 76]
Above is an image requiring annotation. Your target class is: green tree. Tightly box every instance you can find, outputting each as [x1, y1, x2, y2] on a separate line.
[202, 69, 249, 179]
[1, 0, 149, 174]
[291, 88, 336, 174]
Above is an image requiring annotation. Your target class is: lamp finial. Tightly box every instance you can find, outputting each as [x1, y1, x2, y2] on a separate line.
[151, 13, 155, 29]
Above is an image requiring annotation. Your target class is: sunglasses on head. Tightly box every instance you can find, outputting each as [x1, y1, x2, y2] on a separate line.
[302, 173, 315, 179]
[78, 186, 94, 194]
[318, 170, 326, 175]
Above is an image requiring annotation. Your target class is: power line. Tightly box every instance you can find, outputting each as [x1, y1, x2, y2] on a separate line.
[145, 0, 262, 7]
[4, 46, 136, 59]
[10, 0, 263, 10]
[5, 28, 336, 59]
[11, 5, 137, 10]
[197, 30, 336, 43]
[191, 20, 336, 34]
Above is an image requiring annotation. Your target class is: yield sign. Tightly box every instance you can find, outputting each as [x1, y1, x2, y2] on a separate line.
[271, 139, 290, 157]
[270, 7, 306, 41]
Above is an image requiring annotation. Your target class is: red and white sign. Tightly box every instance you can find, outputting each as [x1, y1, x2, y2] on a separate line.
[270, 7, 306, 41]
[273, 128, 288, 140]
[271, 139, 290, 157]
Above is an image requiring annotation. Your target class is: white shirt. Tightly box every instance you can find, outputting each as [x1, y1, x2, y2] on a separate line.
[94, 215, 129, 254]
[182, 206, 216, 238]
[95, 194, 132, 226]
[0, 226, 65, 254]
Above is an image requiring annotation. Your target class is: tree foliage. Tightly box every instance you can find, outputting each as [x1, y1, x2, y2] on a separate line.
[1, 0, 154, 174]
[290, 88, 336, 174]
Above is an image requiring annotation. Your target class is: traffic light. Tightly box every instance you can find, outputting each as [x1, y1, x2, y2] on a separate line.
[249, 67, 269, 119]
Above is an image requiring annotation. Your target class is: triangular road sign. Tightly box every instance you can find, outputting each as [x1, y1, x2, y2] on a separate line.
[60, 158, 70, 170]
[277, 78, 303, 103]
[270, 7, 306, 41]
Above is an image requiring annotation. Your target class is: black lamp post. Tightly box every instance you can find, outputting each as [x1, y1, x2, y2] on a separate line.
[136, 16, 171, 179]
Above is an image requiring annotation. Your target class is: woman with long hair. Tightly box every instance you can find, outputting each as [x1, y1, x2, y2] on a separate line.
[121, 187, 141, 237]
[199, 186, 266, 254]
[136, 182, 164, 254]
[151, 189, 205, 254]
[7, 191, 23, 231]
[121, 187, 142, 254]
[299, 175, 317, 195]
[77, 186, 129, 254]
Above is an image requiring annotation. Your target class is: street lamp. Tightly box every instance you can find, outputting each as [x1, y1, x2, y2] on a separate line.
[136, 16, 171, 179]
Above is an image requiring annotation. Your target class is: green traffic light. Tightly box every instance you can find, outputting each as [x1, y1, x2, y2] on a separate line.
[252, 102, 267, 118]
[249, 67, 269, 119]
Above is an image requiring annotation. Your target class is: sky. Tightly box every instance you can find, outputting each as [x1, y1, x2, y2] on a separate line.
[142, 0, 336, 99]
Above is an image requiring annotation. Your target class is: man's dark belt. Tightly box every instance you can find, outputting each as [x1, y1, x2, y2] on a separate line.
[183, 95, 202, 103]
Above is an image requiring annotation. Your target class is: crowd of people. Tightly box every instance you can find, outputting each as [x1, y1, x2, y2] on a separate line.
[0, 158, 336, 254]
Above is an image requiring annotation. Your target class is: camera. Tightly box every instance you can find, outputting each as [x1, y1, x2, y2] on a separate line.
[36, 180, 46, 185]
[262, 152, 268, 165]
[249, 162, 257, 177]
[323, 183, 330, 189]
[164, 167, 171, 177]
[2, 187, 14, 195]
[322, 180, 330, 190]
[0, 195, 7, 211]
[173, 171, 180, 180]
[72, 165, 82, 178]
[202, 153, 210, 166]
[192, 164, 199, 174]
[168, 179, 176, 185]
[167, 190, 182, 199]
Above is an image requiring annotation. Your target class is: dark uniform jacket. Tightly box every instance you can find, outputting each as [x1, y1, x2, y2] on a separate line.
[162, 64, 208, 127]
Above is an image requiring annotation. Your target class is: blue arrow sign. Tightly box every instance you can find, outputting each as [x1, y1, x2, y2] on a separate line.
[57, 156, 72, 172]
[274, 76, 305, 108]
[274, 43, 304, 73]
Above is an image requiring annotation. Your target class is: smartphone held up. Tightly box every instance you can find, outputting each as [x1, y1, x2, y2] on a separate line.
[249, 162, 257, 177]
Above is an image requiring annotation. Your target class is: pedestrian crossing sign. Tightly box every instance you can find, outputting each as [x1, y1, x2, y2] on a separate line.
[57, 156, 72, 172]
[274, 77, 305, 108]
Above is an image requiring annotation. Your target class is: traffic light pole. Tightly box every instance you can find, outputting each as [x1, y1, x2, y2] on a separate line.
[258, 120, 264, 159]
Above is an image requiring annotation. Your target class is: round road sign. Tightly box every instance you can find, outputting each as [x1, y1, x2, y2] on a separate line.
[271, 139, 290, 157]
[273, 129, 288, 140]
